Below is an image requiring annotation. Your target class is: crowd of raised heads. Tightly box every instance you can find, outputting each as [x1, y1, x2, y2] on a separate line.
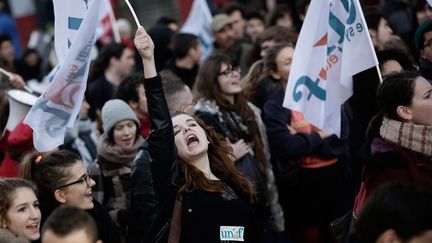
[2, 0, 432, 243]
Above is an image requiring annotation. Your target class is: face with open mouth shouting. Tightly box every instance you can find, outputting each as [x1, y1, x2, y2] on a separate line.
[172, 114, 209, 163]
[5, 187, 41, 240]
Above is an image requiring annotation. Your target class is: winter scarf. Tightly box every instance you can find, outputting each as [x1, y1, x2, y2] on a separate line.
[97, 134, 143, 170]
[380, 117, 432, 159]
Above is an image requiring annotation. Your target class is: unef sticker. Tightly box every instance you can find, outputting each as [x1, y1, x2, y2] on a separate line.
[220, 226, 245, 241]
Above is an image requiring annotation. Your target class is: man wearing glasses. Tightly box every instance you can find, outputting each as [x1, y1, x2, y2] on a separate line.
[415, 19, 432, 83]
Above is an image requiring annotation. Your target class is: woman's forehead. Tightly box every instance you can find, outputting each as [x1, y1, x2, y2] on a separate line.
[172, 113, 195, 124]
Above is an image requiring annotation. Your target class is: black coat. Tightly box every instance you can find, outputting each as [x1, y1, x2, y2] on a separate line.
[142, 75, 260, 243]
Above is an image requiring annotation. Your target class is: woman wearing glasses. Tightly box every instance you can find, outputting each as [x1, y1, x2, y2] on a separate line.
[193, 53, 283, 240]
[20, 150, 120, 243]
[0, 178, 40, 242]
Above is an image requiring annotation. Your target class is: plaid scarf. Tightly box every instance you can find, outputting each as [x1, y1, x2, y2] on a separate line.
[380, 117, 432, 159]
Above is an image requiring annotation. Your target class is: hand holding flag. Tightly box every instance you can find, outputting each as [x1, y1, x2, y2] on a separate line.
[283, 0, 378, 136]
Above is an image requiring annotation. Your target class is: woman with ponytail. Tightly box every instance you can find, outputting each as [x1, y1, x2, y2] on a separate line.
[354, 71, 432, 218]
[20, 150, 120, 243]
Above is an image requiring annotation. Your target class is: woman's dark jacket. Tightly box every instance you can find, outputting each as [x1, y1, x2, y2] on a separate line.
[142, 75, 260, 243]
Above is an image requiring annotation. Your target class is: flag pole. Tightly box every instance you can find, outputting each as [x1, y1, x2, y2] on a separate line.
[124, 0, 141, 27]
[105, 0, 120, 43]
[355, 0, 383, 83]
[0, 67, 35, 93]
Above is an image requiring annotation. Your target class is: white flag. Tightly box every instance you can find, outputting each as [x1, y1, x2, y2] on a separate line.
[180, 0, 213, 60]
[428, 0, 432, 7]
[283, 0, 378, 136]
[24, 0, 101, 152]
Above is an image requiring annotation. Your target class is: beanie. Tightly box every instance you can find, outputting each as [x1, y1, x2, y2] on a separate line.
[101, 99, 140, 134]
[415, 19, 432, 50]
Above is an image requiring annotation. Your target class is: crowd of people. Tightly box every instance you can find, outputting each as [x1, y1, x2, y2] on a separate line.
[2, 0, 432, 242]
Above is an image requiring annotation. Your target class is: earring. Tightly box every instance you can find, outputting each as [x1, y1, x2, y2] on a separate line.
[207, 141, 210, 144]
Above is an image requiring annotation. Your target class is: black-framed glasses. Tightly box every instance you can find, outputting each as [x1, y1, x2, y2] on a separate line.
[424, 39, 432, 49]
[56, 170, 92, 189]
[218, 67, 241, 77]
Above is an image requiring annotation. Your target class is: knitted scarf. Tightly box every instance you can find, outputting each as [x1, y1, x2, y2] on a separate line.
[97, 134, 143, 170]
[380, 117, 432, 159]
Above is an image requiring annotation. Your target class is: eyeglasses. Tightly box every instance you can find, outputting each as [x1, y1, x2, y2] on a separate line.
[424, 39, 432, 49]
[218, 67, 241, 77]
[180, 99, 197, 112]
[56, 170, 92, 189]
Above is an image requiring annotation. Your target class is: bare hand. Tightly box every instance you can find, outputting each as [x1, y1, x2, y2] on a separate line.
[9, 74, 25, 88]
[317, 129, 331, 138]
[228, 139, 251, 161]
[134, 26, 154, 61]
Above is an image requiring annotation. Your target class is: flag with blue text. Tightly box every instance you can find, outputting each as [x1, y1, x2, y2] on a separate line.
[180, 0, 213, 60]
[283, 0, 378, 136]
[24, 0, 101, 151]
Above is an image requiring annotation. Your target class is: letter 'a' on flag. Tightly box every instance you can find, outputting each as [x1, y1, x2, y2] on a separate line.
[283, 0, 378, 136]
[24, 0, 101, 152]
[180, 0, 213, 61]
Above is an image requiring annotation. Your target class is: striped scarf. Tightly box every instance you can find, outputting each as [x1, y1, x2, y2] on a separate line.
[380, 117, 432, 159]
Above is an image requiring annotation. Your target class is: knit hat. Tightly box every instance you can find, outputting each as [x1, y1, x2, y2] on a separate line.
[415, 19, 432, 50]
[211, 14, 233, 33]
[101, 99, 140, 134]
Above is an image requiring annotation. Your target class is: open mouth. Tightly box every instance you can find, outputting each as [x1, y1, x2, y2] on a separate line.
[186, 134, 199, 146]
[26, 223, 39, 232]
[85, 192, 93, 201]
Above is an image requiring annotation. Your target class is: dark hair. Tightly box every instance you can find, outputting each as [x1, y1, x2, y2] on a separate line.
[364, 7, 387, 31]
[160, 70, 187, 114]
[220, 2, 246, 18]
[0, 34, 12, 47]
[377, 49, 416, 74]
[171, 33, 199, 59]
[355, 182, 432, 243]
[116, 73, 145, 103]
[246, 11, 265, 22]
[296, 0, 310, 16]
[172, 113, 254, 200]
[366, 71, 420, 144]
[42, 207, 98, 243]
[155, 16, 178, 27]
[89, 43, 128, 80]
[414, 0, 429, 13]
[0, 178, 37, 226]
[20, 150, 82, 218]
[194, 53, 267, 163]
[267, 4, 294, 28]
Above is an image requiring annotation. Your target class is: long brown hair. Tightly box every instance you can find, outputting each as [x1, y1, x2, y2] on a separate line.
[194, 53, 266, 163]
[0, 178, 37, 225]
[241, 60, 264, 100]
[174, 113, 254, 201]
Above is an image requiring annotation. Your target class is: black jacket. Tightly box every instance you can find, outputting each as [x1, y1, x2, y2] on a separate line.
[128, 140, 159, 243]
[142, 75, 260, 243]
